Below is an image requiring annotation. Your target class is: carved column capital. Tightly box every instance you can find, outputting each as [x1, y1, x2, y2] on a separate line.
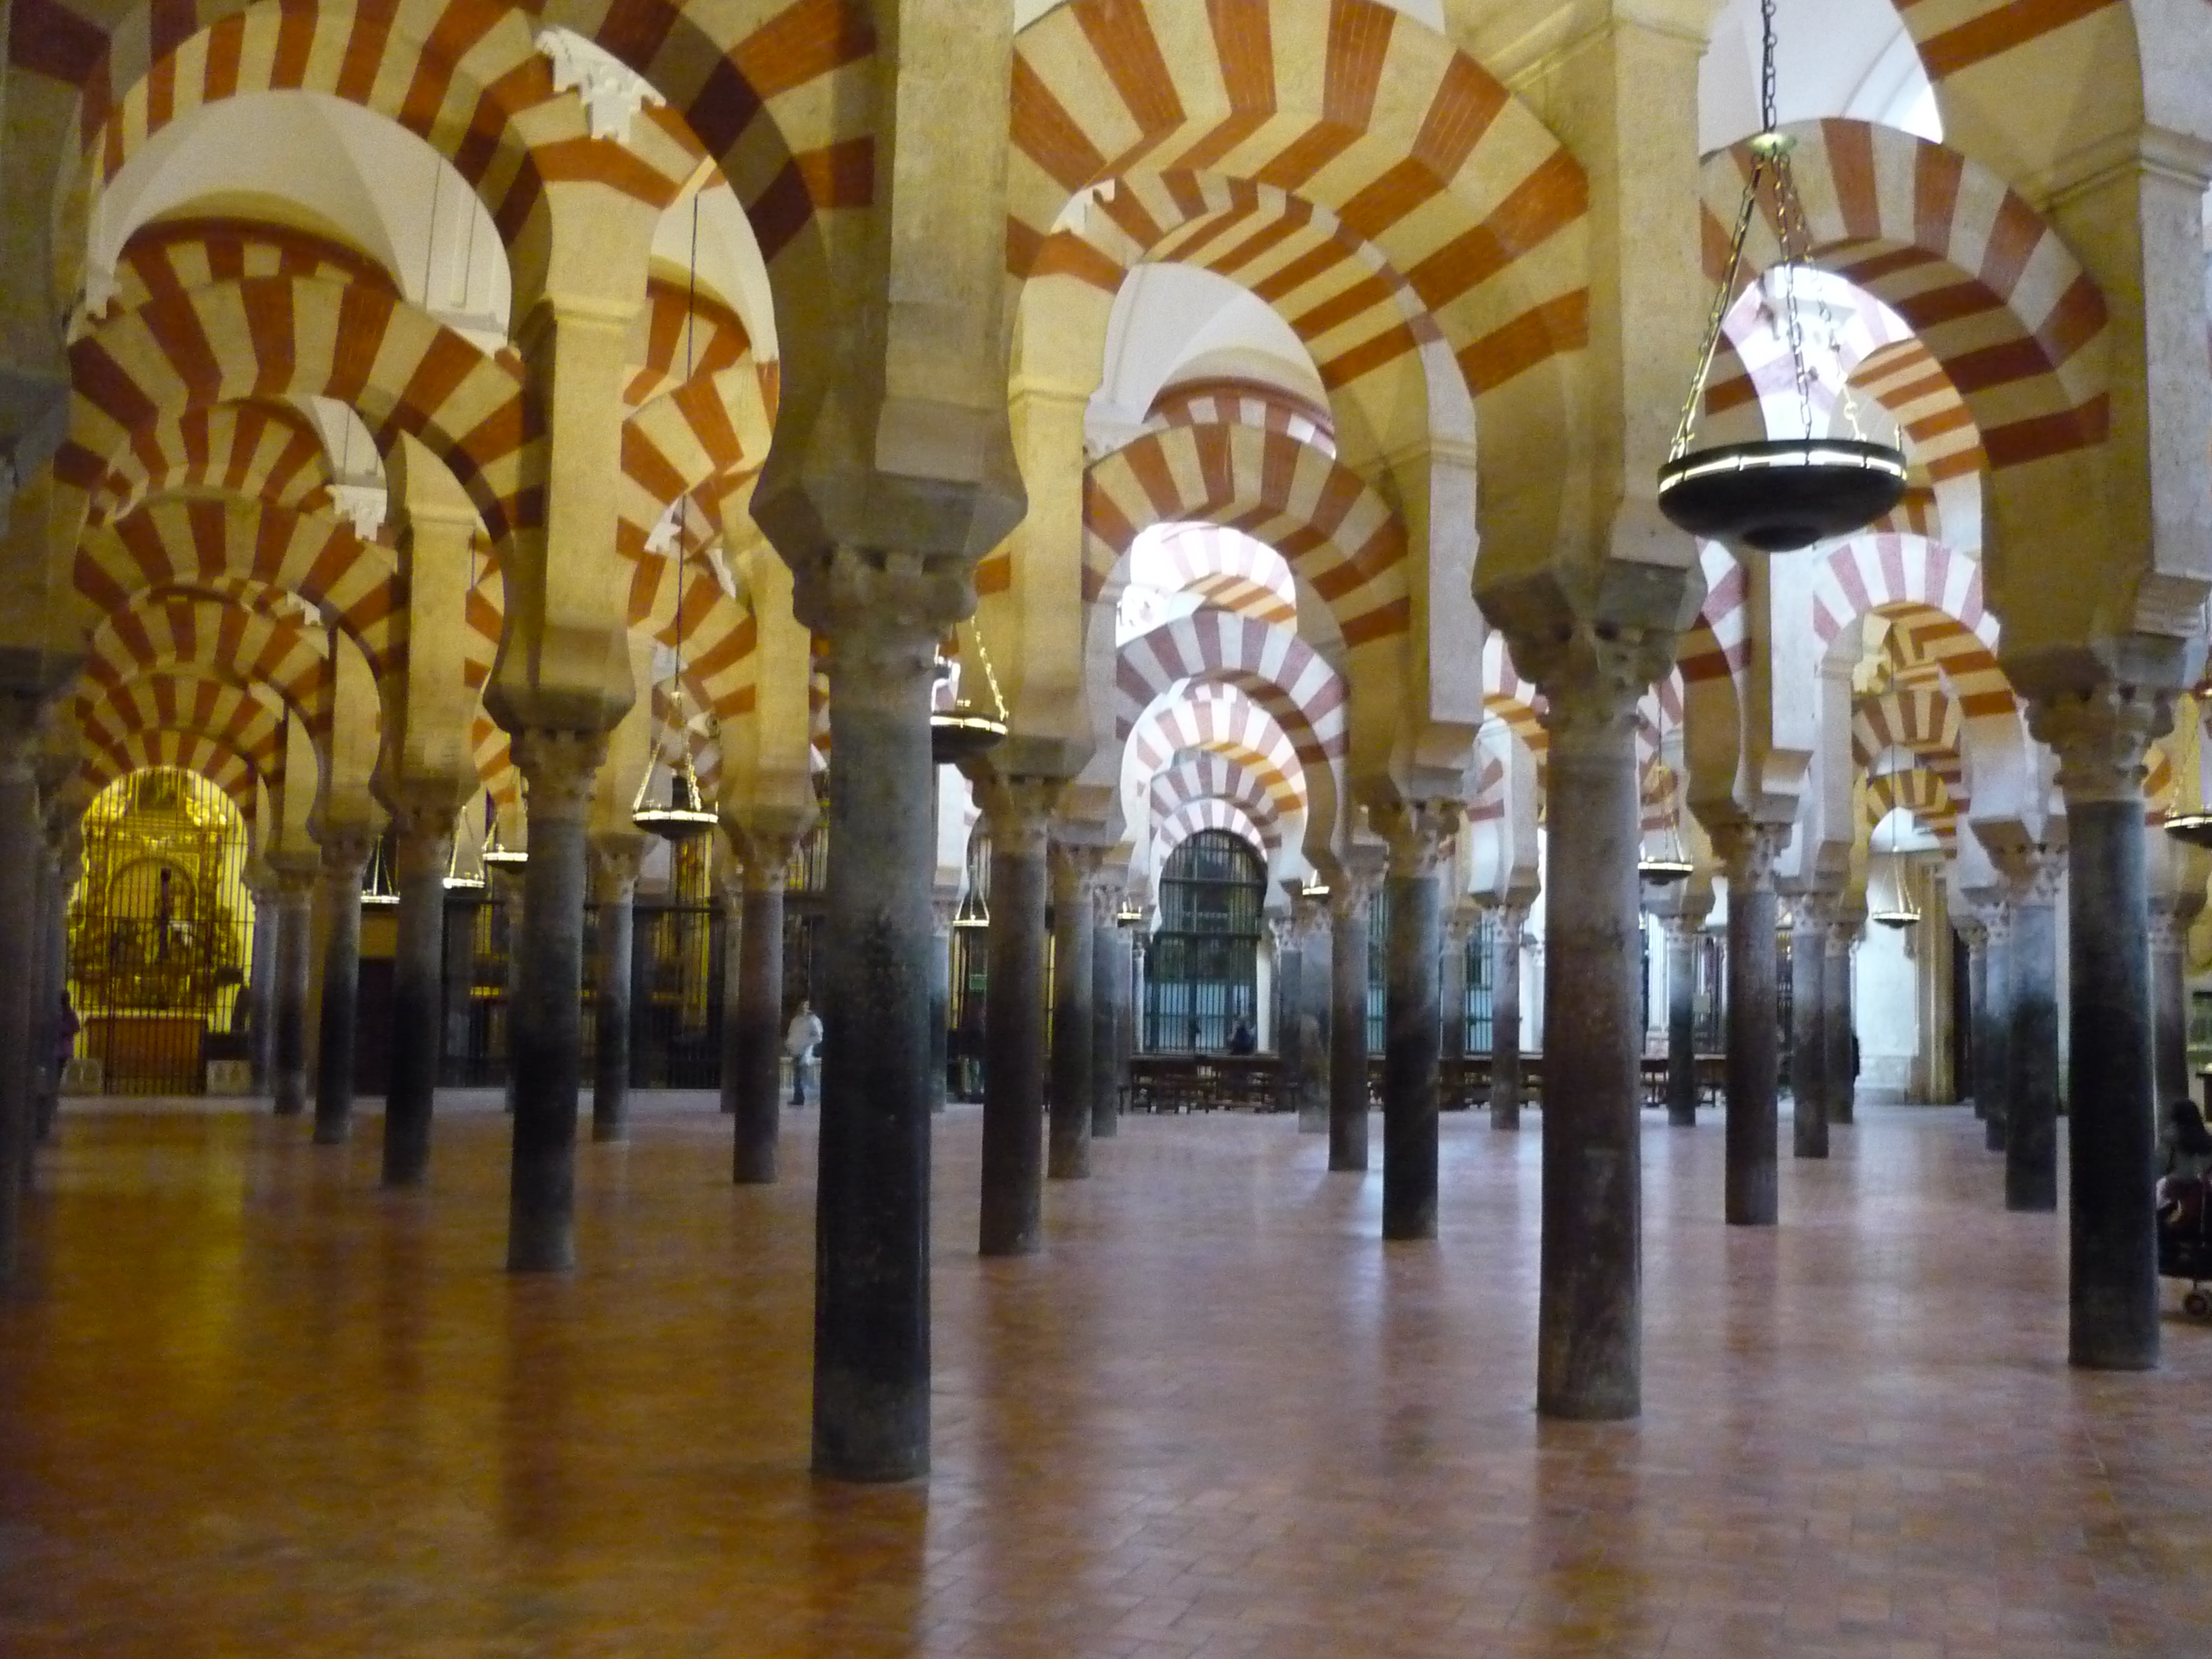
[1710, 821, 1789, 890]
[794, 547, 972, 704]
[1371, 798, 1462, 879]
[1995, 846, 2065, 909]
[972, 775, 1061, 859]
[1327, 862, 1383, 924]
[267, 851, 321, 901]
[1660, 913, 1702, 947]
[512, 729, 608, 823]
[588, 830, 648, 904]
[1265, 912, 1294, 955]
[930, 894, 960, 939]
[1087, 861, 1128, 928]
[316, 827, 375, 886]
[1443, 903, 1481, 947]
[1519, 626, 1676, 751]
[1955, 914, 1988, 951]
[2147, 911, 2191, 953]
[732, 823, 806, 893]
[2027, 682, 2173, 806]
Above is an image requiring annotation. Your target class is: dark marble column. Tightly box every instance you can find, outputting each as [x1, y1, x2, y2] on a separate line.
[2036, 687, 2168, 1370]
[718, 876, 743, 1115]
[383, 806, 455, 1185]
[31, 834, 71, 1145]
[1789, 897, 1829, 1159]
[247, 866, 277, 1095]
[1375, 800, 1460, 1242]
[1088, 874, 1125, 1139]
[2149, 908, 2192, 1115]
[932, 896, 957, 1114]
[588, 832, 644, 1145]
[1714, 823, 1785, 1225]
[1822, 914, 1858, 1134]
[1973, 901, 2011, 1153]
[505, 729, 605, 1273]
[1290, 894, 1330, 1132]
[311, 830, 372, 1146]
[1958, 914, 1990, 1121]
[270, 857, 317, 1118]
[1439, 907, 1472, 1062]
[2003, 853, 2062, 1213]
[1661, 914, 1699, 1126]
[1491, 899, 1530, 1130]
[803, 552, 966, 1482]
[1047, 838, 1101, 1181]
[972, 776, 1054, 1253]
[1530, 644, 1654, 1422]
[1327, 869, 1377, 1171]
[0, 709, 43, 1273]
[731, 826, 801, 1185]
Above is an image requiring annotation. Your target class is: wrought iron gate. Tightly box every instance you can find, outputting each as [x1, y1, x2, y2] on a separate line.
[67, 769, 253, 1096]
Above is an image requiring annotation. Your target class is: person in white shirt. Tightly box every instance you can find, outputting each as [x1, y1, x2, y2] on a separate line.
[785, 1000, 823, 1107]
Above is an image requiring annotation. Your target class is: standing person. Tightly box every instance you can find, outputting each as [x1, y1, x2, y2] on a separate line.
[785, 998, 823, 1107]
[2162, 1097, 2212, 1181]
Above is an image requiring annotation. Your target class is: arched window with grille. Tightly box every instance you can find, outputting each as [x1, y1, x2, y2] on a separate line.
[1144, 830, 1265, 1051]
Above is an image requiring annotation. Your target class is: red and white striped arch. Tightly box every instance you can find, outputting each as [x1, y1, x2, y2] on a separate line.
[1008, 0, 1591, 401]
[1149, 754, 1283, 840]
[79, 591, 333, 740]
[81, 496, 401, 680]
[1114, 613, 1345, 768]
[1146, 379, 1334, 455]
[88, 398, 335, 529]
[76, 729, 262, 821]
[1702, 121, 2107, 473]
[1866, 766, 1959, 851]
[1808, 535, 2012, 718]
[1155, 798, 1269, 868]
[77, 670, 288, 785]
[1853, 687, 1967, 808]
[1078, 422, 1408, 646]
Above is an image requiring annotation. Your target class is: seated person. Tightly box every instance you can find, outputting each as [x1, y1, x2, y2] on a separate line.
[2161, 1097, 2212, 1181]
[1225, 1018, 1256, 1056]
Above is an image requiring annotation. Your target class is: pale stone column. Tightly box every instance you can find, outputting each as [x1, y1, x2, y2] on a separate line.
[1492, 899, 1530, 1130]
[1087, 874, 1125, 1138]
[1972, 901, 2013, 1153]
[972, 775, 1055, 1252]
[505, 729, 605, 1272]
[1439, 906, 1475, 1062]
[0, 707, 45, 1271]
[1713, 823, 1787, 1225]
[1046, 836, 1103, 1180]
[245, 865, 278, 1095]
[731, 827, 802, 1185]
[383, 804, 455, 1185]
[1290, 892, 1331, 1133]
[310, 830, 372, 1145]
[587, 832, 645, 1145]
[1661, 914, 1700, 1127]
[1822, 912, 1860, 1132]
[2001, 851, 2063, 1212]
[718, 877, 743, 1116]
[801, 549, 970, 1482]
[2033, 685, 2169, 1370]
[269, 855, 319, 1118]
[2148, 908, 2192, 1114]
[1955, 914, 1990, 1122]
[1532, 648, 1651, 1421]
[1790, 897, 1831, 1158]
[1374, 799, 1460, 1242]
[1327, 867, 1379, 1171]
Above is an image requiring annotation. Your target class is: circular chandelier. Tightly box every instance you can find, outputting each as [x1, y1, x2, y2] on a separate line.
[1868, 811, 1921, 930]
[2167, 711, 2212, 846]
[930, 623, 1009, 764]
[1657, 0, 1905, 552]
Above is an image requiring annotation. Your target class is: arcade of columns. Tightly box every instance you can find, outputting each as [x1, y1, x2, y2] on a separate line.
[1, 0, 2209, 1481]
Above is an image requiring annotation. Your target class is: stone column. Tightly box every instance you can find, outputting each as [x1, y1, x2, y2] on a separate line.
[803, 550, 967, 1482]
[0, 708, 44, 1273]
[718, 876, 743, 1115]
[383, 804, 456, 1185]
[31, 834, 71, 1144]
[1661, 914, 1699, 1126]
[311, 830, 373, 1145]
[1713, 823, 1786, 1225]
[1288, 893, 1330, 1132]
[973, 776, 1054, 1253]
[442, 880, 479, 1087]
[1439, 907, 1473, 1062]
[1789, 897, 1830, 1159]
[1491, 899, 1530, 1130]
[1327, 867, 1378, 1171]
[1822, 912, 1859, 1133]
[246, 865, 277, 1094]
[731, 827, 800, 1185]
[1374, 800, 1460, 1242]
[2034, 686, 2169, 1370]
[1087, 872, 1125, 1139]
[588, 832, 644, 1145]
[931, 895, 957, 1113]
[2149, 907, 2191, 1114]
[505, 730, 605, 1272]
[269, 855, 317, 1118]
[1972, 901, 2013, 1153]
[1046, 836, 1101, 1181]
[2002, 851, 2062, 1212]
[1956, 914, 1990, 1122]
[1532, 645, 1653, 1422]
[1269, 912, 1300, 1069]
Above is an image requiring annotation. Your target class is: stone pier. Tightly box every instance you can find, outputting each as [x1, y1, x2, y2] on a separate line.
[1375, 800, 1458, 1242]
[383, 804, 456, 1185]
[588, 833, 644, 1145]
[1715, 824, 1785, 1225]
[1327, 868, 1377, 1172]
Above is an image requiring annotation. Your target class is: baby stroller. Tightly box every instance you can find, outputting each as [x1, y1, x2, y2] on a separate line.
[2157, 1172, 2212, 1319]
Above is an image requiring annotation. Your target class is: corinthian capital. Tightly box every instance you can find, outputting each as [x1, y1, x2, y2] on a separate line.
[1370, 798, 1461, 879]
[2026, 682, 2173, 806]
[512, 730, 607, 824]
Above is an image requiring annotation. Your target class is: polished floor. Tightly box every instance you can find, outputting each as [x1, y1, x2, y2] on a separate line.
[3, 1093, 2209, 1658]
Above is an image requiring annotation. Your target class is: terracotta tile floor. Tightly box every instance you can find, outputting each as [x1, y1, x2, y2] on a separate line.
[3, 1096, 2210, 1658]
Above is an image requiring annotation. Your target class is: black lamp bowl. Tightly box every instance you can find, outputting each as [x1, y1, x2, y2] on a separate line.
[931, 712, 1007, 765]
[2167, 813, 2212, 849]
[1638, 857, 1694, 885]
[1870, 907, 1921, 930]
[1658, 438, 1907, 552]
